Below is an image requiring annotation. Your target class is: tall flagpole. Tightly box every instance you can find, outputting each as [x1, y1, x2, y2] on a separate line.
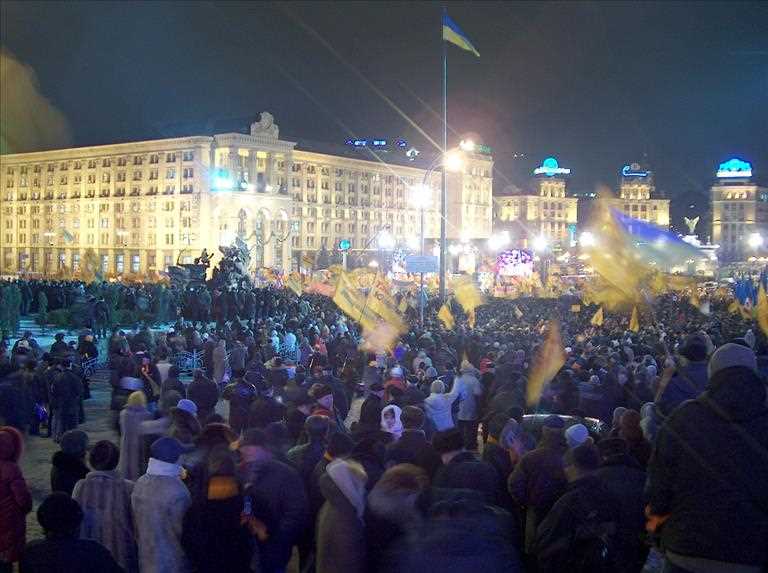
[439, 5, 448, 300]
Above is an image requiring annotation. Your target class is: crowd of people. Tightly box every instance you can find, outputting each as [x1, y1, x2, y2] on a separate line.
[1, 276, 767, 573]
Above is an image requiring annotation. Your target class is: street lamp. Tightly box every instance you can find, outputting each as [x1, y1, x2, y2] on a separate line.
[532, 235, 549, 252]
[410, 183, 433, 327]
[377, 229, 395, 250]
[748, 232, 763, 250]
[579, 231, 597, 248]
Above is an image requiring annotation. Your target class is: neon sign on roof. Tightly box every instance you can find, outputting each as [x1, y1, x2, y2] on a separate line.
[622, 163, 649, 177]
[717, 158, 752, 178]
[533, 156, 571, 176]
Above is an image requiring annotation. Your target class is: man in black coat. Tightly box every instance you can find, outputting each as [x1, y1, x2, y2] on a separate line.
[21, 493, 122, 573]
[386, 406, 442, 479]
[646, 344, 768, 572]
[432, 428, 501, 506]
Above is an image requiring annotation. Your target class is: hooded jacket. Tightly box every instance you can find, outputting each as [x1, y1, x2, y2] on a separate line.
[0, 426, 33, 563]
[646, 366, 768, 567]
[316, 469, 367, 573]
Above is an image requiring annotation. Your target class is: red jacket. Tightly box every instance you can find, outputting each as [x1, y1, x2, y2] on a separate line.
[0, 426, 33, 563]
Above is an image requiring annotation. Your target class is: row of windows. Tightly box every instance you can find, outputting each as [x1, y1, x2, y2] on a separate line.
[4, 151, 195, 176]
[4, 184, 195, 200]
[5, 201, 193, 218]
[6, 167, 194, 188]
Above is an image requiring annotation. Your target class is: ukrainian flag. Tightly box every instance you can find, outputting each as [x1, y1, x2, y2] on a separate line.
[442, 13, 480, 57]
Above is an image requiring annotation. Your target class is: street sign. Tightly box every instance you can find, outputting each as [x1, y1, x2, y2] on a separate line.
[406, 255, 438, 273]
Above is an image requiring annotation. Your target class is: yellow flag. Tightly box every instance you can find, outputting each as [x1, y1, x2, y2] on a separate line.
[285, 273, 303, 296]
[467, 309, 476, 328]
[453, 275, 484, 313]
[438, 304, 455, 329]
[590, 306, 604, 326]
[398, 297, 409, 313]
[527, 321, 566, 406]
[728, 300, 741, 315]
[629, 306, 640, 332]
[757, 285, 768, 336]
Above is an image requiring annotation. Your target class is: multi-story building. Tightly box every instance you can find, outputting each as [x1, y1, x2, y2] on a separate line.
[711, 157, 767, 262]
[608, 163, 669, 228]
[0, 112, 493, 277]
[494, 156, 577, 250]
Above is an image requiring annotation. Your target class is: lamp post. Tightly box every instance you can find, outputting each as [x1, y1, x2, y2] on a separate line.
[410, 184, 432, 326]
[532, 235, 550, 282]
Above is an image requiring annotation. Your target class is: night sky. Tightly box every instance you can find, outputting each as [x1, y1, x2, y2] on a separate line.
[2, 1, 767, 229]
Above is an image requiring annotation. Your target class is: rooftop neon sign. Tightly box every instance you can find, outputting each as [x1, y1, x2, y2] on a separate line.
[717, 158, 752, 178]
[622, 163, 649, 177]
[533, 156, 571, 176]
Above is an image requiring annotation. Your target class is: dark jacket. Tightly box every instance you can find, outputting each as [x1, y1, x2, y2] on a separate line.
[646, 366, 768, 566]
[433, 451, 501, 506]
[50, 452, 88, 496]
[286, 440, 325, 487]
[239, 458, 308, 573]
[656, 361, 708, 417]
[385, 429, 442, 479]
[316, 473, 366, 573]
[187, 378, 219, 422]
[507, 430, 567, 514]
[596, 454, 648, 573]
[20, 535, 123, 573]
[223, 381, 257, 433]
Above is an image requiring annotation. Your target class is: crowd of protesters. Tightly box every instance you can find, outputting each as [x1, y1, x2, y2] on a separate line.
[1, 277, 767, 573]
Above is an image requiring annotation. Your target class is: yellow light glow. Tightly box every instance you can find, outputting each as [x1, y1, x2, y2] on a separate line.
[444, 151, 464, 172]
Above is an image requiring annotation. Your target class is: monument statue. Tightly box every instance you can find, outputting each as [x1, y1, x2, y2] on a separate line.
[684, 216, 700, 235]
[250, 111, 279, 139]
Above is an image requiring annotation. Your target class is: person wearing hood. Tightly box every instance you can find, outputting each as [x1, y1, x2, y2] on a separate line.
[237, 429, 308, 573]
[424, 379, 460, 432]
[20, 493, 122, 573]
[0, 426, 33, 572]
[131, 437, 191, 573]
[365, 463, 429, 571]
[72, 440, 138, 573]
[181, 447, 252, 573]
[507, 415, 568, 555]
[646, 343, 768, 572]
[50, 429, 89, 496]
[117, 391, 152, 481]
[316, 459, 368, 573]
[380, 404, 404, 441]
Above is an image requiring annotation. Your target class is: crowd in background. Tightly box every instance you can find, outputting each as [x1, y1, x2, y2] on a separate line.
[1, 277, 767, 573]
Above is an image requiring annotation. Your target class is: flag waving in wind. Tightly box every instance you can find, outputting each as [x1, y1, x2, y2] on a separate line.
[442, 13, 480, 57]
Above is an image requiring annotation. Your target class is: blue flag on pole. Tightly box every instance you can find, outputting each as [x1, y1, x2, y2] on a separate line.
[442, 13, 480, 57]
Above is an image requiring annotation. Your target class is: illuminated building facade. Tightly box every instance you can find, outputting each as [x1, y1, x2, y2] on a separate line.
[607, 163, 670, 229]
[0, 112, 493, 277]
[710, 158, 767, 262]
[494, 157, 578, 250]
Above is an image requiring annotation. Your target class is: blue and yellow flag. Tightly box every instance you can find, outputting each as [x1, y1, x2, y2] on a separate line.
[442, 13, 480, 57]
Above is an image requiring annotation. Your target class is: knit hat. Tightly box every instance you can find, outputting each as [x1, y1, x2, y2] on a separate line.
[708, 342, 757, 378]
[37, 493, 83, 535]
[89, 440, 120, 471]
[126, 391, 147, 408]
[432, 429, 464, 454]
[150, 437, 185, 464]
[60, 429, 89, 457]
[176, 398, 198, 417]
[565, 423, 589, 448]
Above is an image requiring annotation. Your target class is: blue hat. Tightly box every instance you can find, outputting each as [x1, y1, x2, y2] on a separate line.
[542, 415, 565, 429]
[150, 437, 185, 464]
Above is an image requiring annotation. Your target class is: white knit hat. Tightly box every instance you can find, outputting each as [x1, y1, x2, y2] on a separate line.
[708, 343, 757, 378]
[565, 423, 589, 449]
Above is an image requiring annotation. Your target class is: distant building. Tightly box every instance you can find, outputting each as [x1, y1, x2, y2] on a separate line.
[710, 158, 767, 262]
[607, 163, 670, 229]
[0, 112, 493, 277]
[493, 156, 578, 250]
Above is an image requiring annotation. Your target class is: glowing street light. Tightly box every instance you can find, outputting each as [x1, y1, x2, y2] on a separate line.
[532, 235, 549, 252]
[459, 139, 476, 152]
[443, 150, 464, 172]
[487, 230, 511, 251]
[579, 231, 597, 248]
[748, 232, 763, 250]
[378, 229, 395, 250]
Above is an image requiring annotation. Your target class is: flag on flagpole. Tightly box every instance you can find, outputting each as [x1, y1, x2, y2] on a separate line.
[629, 306, 640, 332]
[757, 285, 768, 336]
[527, 321, 566, 407]
[590, 307, 604, 326]
[438, 304, 455, 329]
[398, 297, 409, 313]
[453, 275, 484, 313]
[442, 13, 480, 57]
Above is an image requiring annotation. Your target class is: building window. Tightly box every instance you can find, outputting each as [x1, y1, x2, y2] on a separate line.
[183, 168, 193, 178]
[166, 153, 176, 163]
[165, 233, 174, 245]
[130, 254, 140, 273]
[182, 151, 194, 161]
[166, 168, 176, 179]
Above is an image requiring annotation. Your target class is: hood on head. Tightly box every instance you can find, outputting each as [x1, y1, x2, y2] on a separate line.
[0, 426, 24, 462]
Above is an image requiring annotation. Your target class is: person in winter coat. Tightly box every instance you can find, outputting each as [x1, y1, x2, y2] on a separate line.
[181, 447, 253, 573]
[507, 415, 568, 554]
[20, 493, 122, 573]
[455, 363, 484, 450]
[131, 437, 191, 573]
[535, 441, 620, 573]
[423, 379, 460, 432]
[0, 426, 33, 572]
[49, 360, 83, 441]
[238, 429, 308, 573]
[380, 404, 404, 441]
[596, 438, 648, 573]
[432, 429, 501, 506]
[655, 334, 709, 418]
[646, 344, 768, 572]
[187, 370, 219, 423]
[316, 459, 368, 573]
[618, 409, 651, 468]
[222, 375, 257, 434]
[365, 463, 429, 571]
[212, 340, 228, 386]
[117, 391, 152, 481]
[286, 415, 329, 487]
[50, 429, 89, 496]
[72, 440, 138, 573]
[168, 399, 202, 449]
[385, 406, 442, 479]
